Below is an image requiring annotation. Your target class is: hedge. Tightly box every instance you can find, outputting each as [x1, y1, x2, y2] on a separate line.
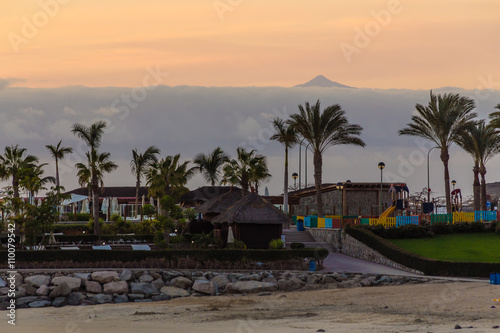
[345, 225, 500, 277]
[0, 248, 328, 267]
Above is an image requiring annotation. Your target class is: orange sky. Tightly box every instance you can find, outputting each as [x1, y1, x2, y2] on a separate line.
[2, 0, 499, 89]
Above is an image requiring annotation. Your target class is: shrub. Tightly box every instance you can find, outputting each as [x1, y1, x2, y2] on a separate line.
[170, 235, 186, 244]
[269, 239, 284, 249]
[430, 222, 453, 235]
[226, 240, 246, 249]
[52, 224, 91, 234]
[290, 242, 305, 249]
[64, 213, 91, 221]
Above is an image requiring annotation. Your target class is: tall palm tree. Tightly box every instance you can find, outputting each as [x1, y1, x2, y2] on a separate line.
[223, 147, 269, 194]
[72, 121, 115, 235]
[399, 91, 477, 213]
[287, 100, 365, 217]
[131, 146, 160, 218]
[249, 154, 271, 194]
[193, 147, 229, 186]
[488, 104, 500, 128]
[0, 145, 39, 200]
[146, 154, 195, 202]
[456, 124, 481, 211]
[75, 150, 118, 233]
[271, 118, 298, 213]
[46, 140, 73, 193]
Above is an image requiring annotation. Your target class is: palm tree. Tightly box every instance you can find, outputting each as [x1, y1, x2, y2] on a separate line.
[72, 121, 116, 235]
[0, 145, 39, 200]
[146, 154, 195, 202]
[223, 147, 268, 193]
[131, 146, 160, 218]
[399, 92, 477, 213]
[19, 163, 56, 204]
[75, 150, 118, 232]
[488, 104, 500, 128]
[249, 154, 271, 194]
[271, 118, 298, 213]
[287, 100, 365, 217]
[456, 124, 481, 211]
[46, 140, 73, 193]
[193, 147, 229, 186]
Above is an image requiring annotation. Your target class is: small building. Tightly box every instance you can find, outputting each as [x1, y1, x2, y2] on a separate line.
[289, 182, 392, 216]
[179, 186, 236, 207]
[195, 188, 243, 221]
[211, 192, 290, 249]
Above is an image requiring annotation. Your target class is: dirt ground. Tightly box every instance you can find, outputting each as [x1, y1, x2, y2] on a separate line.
[3, 281, 500, 333]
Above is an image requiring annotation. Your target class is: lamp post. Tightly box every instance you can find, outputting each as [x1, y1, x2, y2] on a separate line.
[452, 180, 456, 191]
[336, 182, 344, 228]
[427, 147, 438, 203]
[298, 138, 307, 189]
[378, 162, 385, 215]
[292, 172, 298, 188]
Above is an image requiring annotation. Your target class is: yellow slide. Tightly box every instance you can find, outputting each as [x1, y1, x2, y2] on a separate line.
[379, 205, 396, 219]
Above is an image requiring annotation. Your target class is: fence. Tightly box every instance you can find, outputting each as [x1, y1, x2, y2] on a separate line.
[396, 216, 419, 227]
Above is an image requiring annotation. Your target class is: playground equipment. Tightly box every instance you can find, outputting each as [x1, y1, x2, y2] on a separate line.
[451, 188, 462, 212]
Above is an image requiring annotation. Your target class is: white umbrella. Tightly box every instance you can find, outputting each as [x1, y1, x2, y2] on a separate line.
[111, 197, 119, 215]
[82, 199, 90, 214]
[37, 198, 42, 207]
[150, 196, 155, 207]
[101, 197, 109, 212]
[141, 195, 145, 217]
[48, 231, 56, 245]
[227, 226, 234, 244]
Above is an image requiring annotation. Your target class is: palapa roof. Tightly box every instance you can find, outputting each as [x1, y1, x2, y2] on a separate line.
[211, 192, 290, 225]
[179, 186, 238, 206]
[65, 186, 148, 198]
[195, 188, 243, 214]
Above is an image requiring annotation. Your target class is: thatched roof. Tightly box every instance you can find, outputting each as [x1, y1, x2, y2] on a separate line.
[179, 186, 238, 206]
[195, 188, 243, 214]
[211, 192, 291, 225]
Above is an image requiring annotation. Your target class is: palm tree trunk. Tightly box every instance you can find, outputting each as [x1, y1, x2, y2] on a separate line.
[313, 150, 323, 217]
[135, 178, 140, 218]
[283, 146, 289, 214]
[473, 163, 480, 211]
[480, 165, 487, 211]
[55, 158, 60, 190]
[92, 174, 100, 236]
[441, 149, 452, 214]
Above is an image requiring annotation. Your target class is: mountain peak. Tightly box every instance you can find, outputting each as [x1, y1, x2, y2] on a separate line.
[295, 75, 354, 88]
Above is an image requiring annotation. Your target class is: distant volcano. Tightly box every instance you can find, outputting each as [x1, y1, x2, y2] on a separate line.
[294, 75, 355, 88]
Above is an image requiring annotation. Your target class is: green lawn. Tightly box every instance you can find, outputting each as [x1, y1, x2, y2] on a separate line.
[389, 233, 500, 263]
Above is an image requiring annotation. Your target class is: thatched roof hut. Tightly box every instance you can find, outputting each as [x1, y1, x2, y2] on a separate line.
[179, 186, 237, 207]
[195, 188, 243, 221]
[211, 193, 290, 249]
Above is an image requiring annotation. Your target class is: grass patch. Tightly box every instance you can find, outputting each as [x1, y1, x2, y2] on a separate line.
[389, 233, 500, 263]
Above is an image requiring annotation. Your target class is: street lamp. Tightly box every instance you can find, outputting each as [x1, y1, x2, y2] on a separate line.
[337, 182, 344, 228]
[427, 146, 438, 203]
[378, 162, 385, 215]
[292, 172, 298, 187]
[452, 180, 456, 191]
[298, 138, 307, 189]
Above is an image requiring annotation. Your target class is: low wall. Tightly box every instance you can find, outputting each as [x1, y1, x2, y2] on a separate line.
[306, 228, 423, 275]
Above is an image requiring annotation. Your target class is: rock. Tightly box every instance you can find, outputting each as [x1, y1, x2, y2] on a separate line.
[258, 292, 272, 296]
[15, 287, 27, 298]
[1, 287, 9, 295]
[127, 294, 145, 301]
[134, 299, 153, 302]
[203, 272, 215, 280]
[36, 285, 49, 296]
[277, 277, 304, 291]
[359, 276, 377, 287]
[162, 271, 183, 281]
[85, 281, 103, 294]
[13, 273, 24, 287]
[67, 292, 85, 306]
[50, 282, 72, 298]
[0, 277, 6, 287]
[191, 276, 208, 282]
[119, 269, 133, 282]
[28, 300, 51, 308]
[170, 277, 193, 289]
[237, 275, 251, 281]
[152, 294, 172, 302]
[192, 280, 215, 295]
[72, 273, 91, 286]
[130, 283, 159, 295]
[52, 276, 82, 291]
[51, 297, 68, 307]
[160, 286, 190, 298]
[376, 276, 393, 284]
[21, 283, 37, 296]
[103, 281, 128, 294]
[139, 274, 154, 283]
[91, 271, 120, 284]
[211, 275, 230, 290]
[25, 275, 51, 288]
[225, 281, 278, 294]
[114, 295, 129, 303]
[149, 271, 162, 280]
[307, 275, 321, 284]
[17, 296, 39, 306]
[321, 276, 336, 284]
[134, 271, 145, 279]
[338, 280, 358, 289]
[94, 294, 113, 304]
[152, 278, 165, 290]
[249, 274, 263, 281]
[262, 277, 277, 283]
[455, 324, 462, 329]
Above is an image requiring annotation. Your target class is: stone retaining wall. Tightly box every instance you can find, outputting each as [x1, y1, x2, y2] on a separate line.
[0, 269, 431, 309]
[306, 228, 423, 275]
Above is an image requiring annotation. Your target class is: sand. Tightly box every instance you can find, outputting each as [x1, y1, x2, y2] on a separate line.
[2, 280, 500, 333]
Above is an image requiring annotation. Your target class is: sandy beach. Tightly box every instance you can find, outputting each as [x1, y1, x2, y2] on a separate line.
[2, 280, 499, 333]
